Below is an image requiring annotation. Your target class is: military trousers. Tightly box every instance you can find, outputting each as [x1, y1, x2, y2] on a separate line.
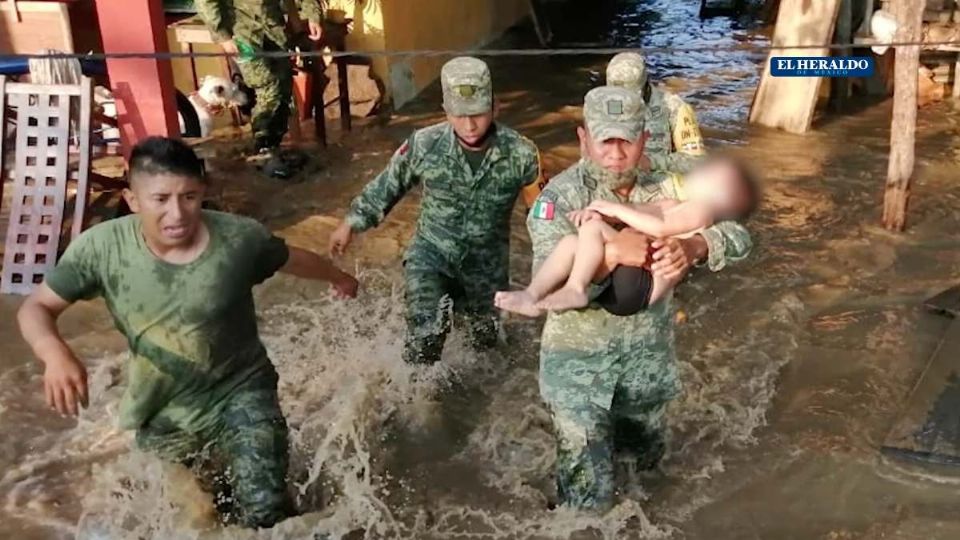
[236, 39, 293, 151]
[402, 248, 508, 365]
[135, 382, 292, 529]
[540, 338, 680, 510]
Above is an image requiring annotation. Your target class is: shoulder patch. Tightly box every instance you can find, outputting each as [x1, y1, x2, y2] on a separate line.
[530, 199, 556, 221]
[397, 141, 410, 156]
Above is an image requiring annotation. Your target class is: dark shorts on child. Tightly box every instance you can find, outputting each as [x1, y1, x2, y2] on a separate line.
[597, 265, 654, 316]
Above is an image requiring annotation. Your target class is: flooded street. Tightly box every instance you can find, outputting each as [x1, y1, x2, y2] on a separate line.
[4, 0, 960, 538]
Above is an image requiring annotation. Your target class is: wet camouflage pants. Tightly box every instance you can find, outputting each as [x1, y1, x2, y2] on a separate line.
[236, 39, 293, 150]
[552, 395, 666, 510]
[541, 343, 679, 510]
[136, 385, 292, 528]
[402, 251, 508, 365]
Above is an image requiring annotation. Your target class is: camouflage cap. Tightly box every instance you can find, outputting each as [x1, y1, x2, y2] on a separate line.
[606, 52, 648, 93]
[441, 56, 493, 116]
[583, 86, 646, 143]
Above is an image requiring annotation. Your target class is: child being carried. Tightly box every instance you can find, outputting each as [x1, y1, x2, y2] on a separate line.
[496, 155, 759, 317]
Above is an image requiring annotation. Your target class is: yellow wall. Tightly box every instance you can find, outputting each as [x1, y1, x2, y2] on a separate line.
[381, 0, 529, 107]
[166, 28, 226, 95]
[326, 0, 389, 95]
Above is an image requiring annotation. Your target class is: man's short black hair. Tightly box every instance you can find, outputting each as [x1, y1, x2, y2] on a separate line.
[129, 136, 206, 184]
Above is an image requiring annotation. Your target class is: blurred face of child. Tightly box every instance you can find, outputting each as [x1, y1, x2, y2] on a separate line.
[683, 159, 753, 221]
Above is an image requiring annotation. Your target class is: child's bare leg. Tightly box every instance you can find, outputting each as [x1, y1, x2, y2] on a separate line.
[647, 270, 683, 307]
[647, 274, 670, 307]
[538, 220, 617, 311]
[496, 234, 578, 317]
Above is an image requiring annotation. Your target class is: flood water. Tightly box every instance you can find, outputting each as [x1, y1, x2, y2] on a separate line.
[5, 0, 960, 538]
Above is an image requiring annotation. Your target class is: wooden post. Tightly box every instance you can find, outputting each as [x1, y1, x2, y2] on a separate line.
[883, 0, 924, 232]
[93, 0, 180, 157]
[830, 0, 853, 112]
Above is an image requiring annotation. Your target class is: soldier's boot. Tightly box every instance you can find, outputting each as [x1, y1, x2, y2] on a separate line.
[279, 147, 309, 170]
[257, 148, 293, 180]
[402, 331, 445, 365]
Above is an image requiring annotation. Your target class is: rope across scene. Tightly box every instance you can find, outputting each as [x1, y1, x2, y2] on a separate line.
[1, 39, 959, 62]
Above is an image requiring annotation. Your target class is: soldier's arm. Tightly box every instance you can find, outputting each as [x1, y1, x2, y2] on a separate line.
[649, 100, 706, 174]
[344, 136, 419, 233]
[527, 187, 610, 299]
[282, 247, 358, 298]
[193, 0, 233, 42]
[295, 0, 324, 24]
[696, 220, 752, 271]
[519, 140, 548, 209]
[655, 172, 752, 271]
[17, 231, 105, 417]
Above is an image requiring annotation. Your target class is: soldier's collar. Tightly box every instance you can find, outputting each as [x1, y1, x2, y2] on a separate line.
[446, 122, 505, 163]
[577, 159, 597, 189]
[443, 122, 500, 155]
[638, 169, 665, 187]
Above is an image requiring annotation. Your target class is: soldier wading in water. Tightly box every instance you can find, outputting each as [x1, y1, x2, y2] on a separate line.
[17, 138, 358, 528]
[330, 56, 546, 365]
[526, 85, 753, 510]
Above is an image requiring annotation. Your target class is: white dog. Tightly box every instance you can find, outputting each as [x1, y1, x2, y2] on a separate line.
[180, 75, 249, 137]
[92, 76, 249, 140]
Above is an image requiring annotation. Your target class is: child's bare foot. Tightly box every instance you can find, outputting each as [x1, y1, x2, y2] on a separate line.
[495, 290, 543, 317]
[537, 287, 589, 312]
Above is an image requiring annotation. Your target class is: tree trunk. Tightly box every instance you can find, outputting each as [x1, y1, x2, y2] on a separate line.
[883, 0, 924, 231]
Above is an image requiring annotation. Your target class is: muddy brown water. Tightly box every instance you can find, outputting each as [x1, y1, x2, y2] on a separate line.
[4, 1, 960, 538]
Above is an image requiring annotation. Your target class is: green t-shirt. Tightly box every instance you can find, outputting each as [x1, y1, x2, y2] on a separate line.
[46, 211, 290, 433]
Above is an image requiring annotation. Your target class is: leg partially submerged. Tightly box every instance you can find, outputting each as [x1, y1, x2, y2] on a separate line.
[403, 261, 454, 365]
[218, 384, 293, 528]
[460, 260, 508, 351]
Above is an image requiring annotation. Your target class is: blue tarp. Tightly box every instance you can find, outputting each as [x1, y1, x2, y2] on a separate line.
[0, 58, 107, 77]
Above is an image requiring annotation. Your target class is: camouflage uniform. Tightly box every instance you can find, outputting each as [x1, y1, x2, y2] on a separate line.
[44, 211, 296, 528]
[606, 52, 706, 174]
[136, 379, 291, 528]
[343, 57, 543, 364]
[194, 0, 323, 150]
[528, 87, 752, 510]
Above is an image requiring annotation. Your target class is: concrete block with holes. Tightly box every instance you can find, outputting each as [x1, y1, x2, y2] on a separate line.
[1, 76, 92, 295]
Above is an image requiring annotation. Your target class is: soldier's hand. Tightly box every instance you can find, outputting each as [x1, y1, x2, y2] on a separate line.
[650, 237, 698, 281]
[307, 21, 324, 42]
[219, 40, 239, 57]
[606, 229, 650, 268]
[329, 222, 354, 257]
[567, 209, 601, 227]
[42, 348, 89, 417]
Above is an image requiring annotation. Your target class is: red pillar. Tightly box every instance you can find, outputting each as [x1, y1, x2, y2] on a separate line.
[94, 0, 179, 156]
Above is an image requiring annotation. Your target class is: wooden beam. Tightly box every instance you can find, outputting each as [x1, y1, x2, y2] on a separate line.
[749, 0, 842, 134]
[882, 0, 924, 232]
[93, 0, 180, 157]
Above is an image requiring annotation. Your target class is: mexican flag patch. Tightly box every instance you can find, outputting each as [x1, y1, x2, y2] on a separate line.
[532, 200, 555, 220]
